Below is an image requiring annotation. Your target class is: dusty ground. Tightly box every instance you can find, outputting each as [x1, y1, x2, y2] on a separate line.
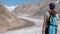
[1, 17, 60, 34]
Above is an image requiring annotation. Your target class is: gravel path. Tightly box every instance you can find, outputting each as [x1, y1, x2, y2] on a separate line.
[1, 16, 60, 34]
[1, 26, 41, 34]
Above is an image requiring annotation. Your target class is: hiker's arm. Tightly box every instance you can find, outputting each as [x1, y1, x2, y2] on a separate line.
[56, 19, 59, 34]
[42, 12, 47, 34]
[56, 21, 58, 34]
[56, 14, 59, 34]
[42, 18, 46, 32]
[42, 12, 47, 31]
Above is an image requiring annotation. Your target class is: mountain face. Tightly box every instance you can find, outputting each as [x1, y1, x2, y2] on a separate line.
[13, 0, 60, 19]
[0, 4, 34, 33]
[13, 2, 41, 18]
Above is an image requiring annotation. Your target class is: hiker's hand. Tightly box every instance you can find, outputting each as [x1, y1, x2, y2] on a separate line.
[42, 30, 44, 34]
[42, 28, 44, 34]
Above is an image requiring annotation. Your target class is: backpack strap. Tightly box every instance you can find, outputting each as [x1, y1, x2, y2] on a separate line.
[50, 24, 57, 27]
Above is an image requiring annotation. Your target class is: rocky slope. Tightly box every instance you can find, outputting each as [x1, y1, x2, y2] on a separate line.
[13, 0, 60, 19]
[0, 4, 34, 33]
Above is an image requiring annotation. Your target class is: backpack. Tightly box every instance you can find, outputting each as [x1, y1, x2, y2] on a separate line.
[48, 11, 57, 34]
[48, 11, 57, 27]
[45, 11, 57, 34]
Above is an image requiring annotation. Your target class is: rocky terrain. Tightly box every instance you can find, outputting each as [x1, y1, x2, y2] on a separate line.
[13, 0, 60, 19]
[0, 4, 34, 33]
[0, 0, 60, 34]
[1, 16, 60, 34]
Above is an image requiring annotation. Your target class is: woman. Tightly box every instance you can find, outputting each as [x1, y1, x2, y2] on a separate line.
[42, 3, 59, 34]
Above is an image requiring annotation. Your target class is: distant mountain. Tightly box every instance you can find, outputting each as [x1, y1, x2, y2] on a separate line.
[13, 2, 41, 18]
[0, 4, 34, 33]
[13, 0, 60, 19]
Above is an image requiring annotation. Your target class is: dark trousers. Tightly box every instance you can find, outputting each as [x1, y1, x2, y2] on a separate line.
[45, 27, 57, 34]
[45, 28, 49, 34]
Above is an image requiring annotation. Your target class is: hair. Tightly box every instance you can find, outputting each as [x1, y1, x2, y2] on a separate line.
[50, 10, 57, 17]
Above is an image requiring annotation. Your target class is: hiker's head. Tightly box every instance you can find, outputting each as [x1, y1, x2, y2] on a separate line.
[49, 3, 56, 13]
[49, 3, 55, 10]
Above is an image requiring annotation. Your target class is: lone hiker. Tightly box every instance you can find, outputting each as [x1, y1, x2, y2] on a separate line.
[42, 3, 59, 34]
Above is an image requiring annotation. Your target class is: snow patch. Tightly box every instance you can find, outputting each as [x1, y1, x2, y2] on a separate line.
[5, 5, 18, 12]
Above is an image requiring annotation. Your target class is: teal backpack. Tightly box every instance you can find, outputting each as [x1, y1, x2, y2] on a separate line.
[48, 11, 57, 34]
